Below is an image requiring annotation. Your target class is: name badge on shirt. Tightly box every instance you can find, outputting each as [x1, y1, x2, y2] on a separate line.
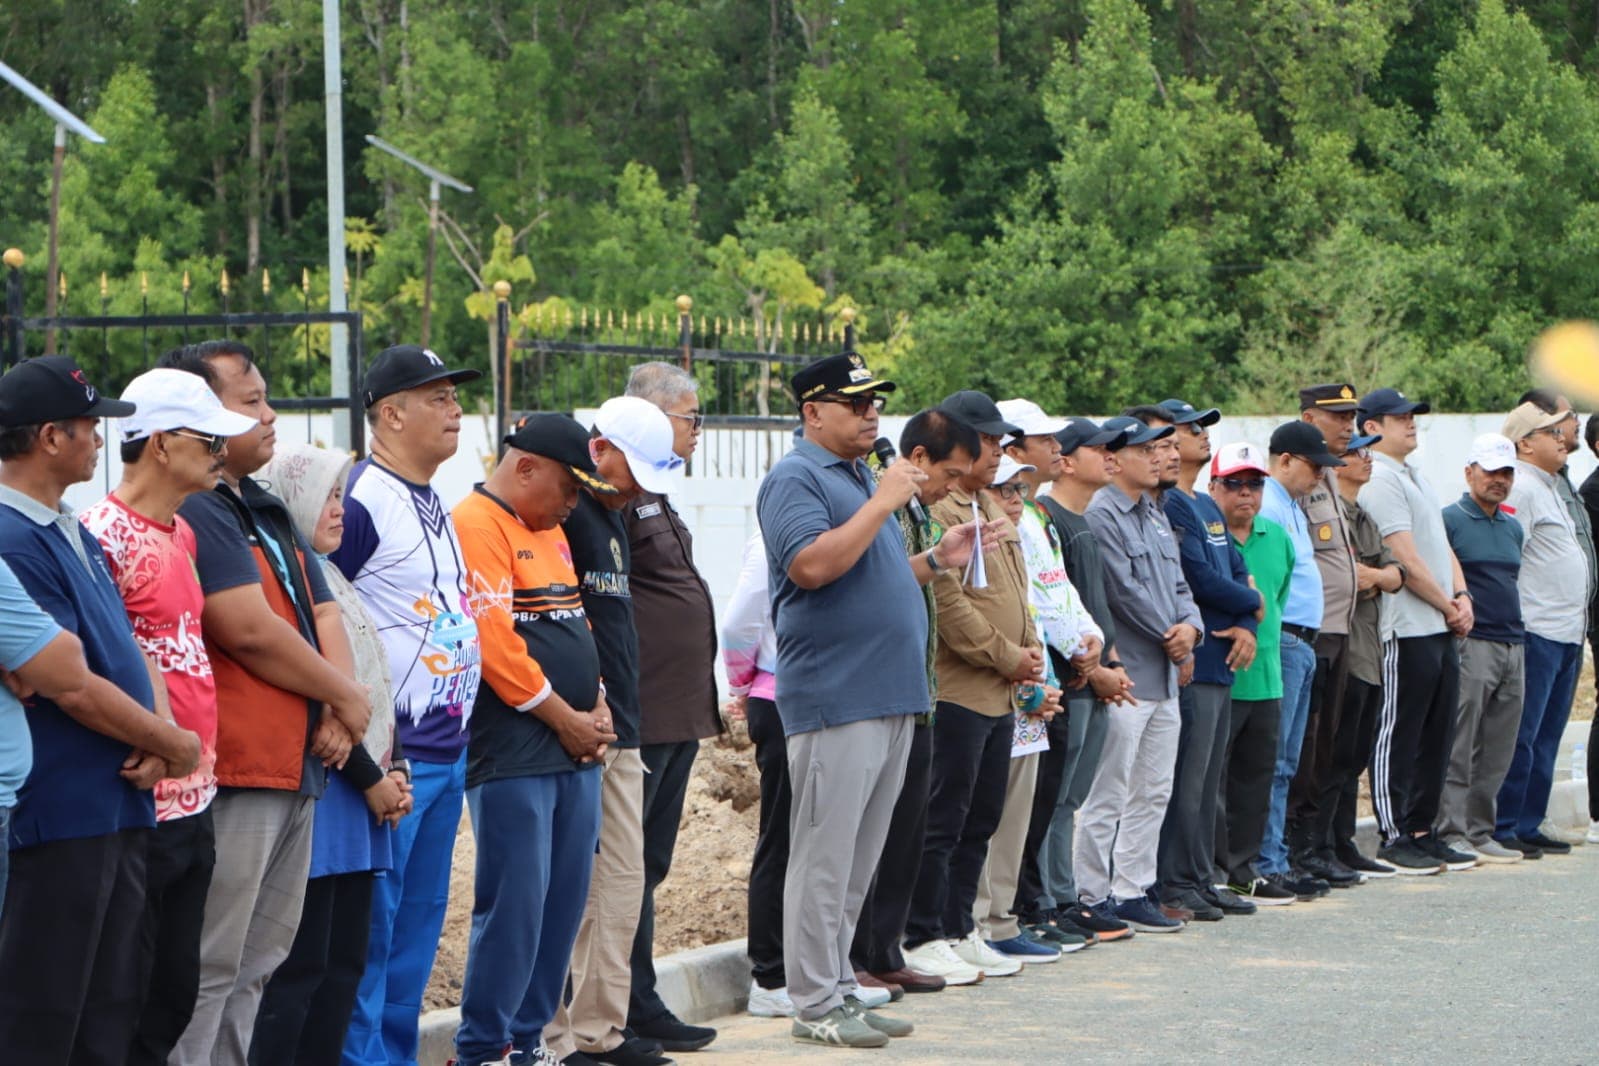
[634, 502, 663, 520]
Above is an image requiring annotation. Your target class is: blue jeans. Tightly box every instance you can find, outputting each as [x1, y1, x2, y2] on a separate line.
[456, 770, 602, 1063]
[1496, 633, 1582, 840]
[343, 752, 466, 1066]
[1259, 634, 1317, 875]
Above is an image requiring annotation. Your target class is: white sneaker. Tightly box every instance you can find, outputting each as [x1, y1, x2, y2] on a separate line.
[1472, 838, 1524, 864]
[852, 982, 892, 1009]
[952, 930, 1022, 977]
[747, 981, 796, 1017]
[1587, 820, 1599, 845]
[902, 938, 984, 986]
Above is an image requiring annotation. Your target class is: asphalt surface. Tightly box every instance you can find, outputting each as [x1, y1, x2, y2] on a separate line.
[695, 844, 1599, 1064]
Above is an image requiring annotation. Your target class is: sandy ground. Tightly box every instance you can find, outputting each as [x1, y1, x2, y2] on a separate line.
[422, 654, 1597, 1010]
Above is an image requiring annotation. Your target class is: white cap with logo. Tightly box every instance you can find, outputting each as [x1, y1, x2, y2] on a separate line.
[1469, 432, 1517, 472]
[593, 396, 684, 494]
[117, 369, 258, 443]
[991, 454, 1036, 487]
[995, 398, 1068, 438]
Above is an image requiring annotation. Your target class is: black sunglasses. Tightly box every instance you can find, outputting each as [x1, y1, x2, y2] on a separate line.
[167, 428, 227, 455]
[813, 394, 887, 416]
[1215, 476, 1264, 492]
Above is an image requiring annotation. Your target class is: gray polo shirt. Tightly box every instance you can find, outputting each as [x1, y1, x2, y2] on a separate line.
[1358, 452, 1451, 640]
[1085, 484, 1202, 701]
[1508, 460, 1589, 645]
[756, 437, 930, 736]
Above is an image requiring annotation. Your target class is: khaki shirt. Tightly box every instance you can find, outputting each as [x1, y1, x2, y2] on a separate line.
[931, 486, 1040, 717]
[1301, 469, 1358, 635]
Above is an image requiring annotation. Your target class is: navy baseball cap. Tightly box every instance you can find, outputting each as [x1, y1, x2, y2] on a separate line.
[791, 352, 895, 405]
[0, 355, 135, 427]
[363, 344, 482, 408]
[1347, 432, 1383, 450]
[1357, 387, 1430, 418]
[1156, 398, 1221, 427]
[503, 412, 617, 495]
[1055, 417, 1129, 454]
[941, 390, 1022, 437]
[1268, 421, 1346, 466]
[1101, 415, 1173, 446]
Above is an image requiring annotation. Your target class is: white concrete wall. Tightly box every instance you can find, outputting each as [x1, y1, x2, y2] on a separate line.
[65, 410, 1595, 694]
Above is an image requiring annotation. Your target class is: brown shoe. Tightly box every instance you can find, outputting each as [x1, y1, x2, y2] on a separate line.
[854, 970, 905, 1001]
[1160, 901, 1195, 922]
[869, 967, 946, 994]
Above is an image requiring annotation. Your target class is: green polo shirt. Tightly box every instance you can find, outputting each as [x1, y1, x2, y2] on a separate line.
[1230, 515, 1295, 702]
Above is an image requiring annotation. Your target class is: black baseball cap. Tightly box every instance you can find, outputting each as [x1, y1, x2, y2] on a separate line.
[1056, 417, 1129, 454]
[1299, 383, 1360, 412]
[1357, 387, 1430, 419]
[362, 344, 483, 408]
[1268, 421, 1346, 466]
[503, 412, 617, 495]
[1156, 398, 1221, 427]
[941, 390, 1022, 437]
[1100, 415, 1173, 446]
[791, 352, 895, 406]
[0, 355, 136, 427]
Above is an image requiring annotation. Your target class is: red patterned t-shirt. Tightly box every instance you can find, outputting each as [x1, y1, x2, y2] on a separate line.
[81, 494, 219, 821]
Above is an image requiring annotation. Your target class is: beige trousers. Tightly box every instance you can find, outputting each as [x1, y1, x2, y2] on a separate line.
[546, 747, 647, 1056]
[974, 751, 1040, 941]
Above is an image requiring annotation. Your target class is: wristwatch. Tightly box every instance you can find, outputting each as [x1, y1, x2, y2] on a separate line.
[390, 758, 412, 784]
[1453, 589, 1473, 602]
[925, 547, 946, 574]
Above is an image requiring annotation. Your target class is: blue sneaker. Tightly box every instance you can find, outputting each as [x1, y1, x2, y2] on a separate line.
[987, 931, 1062, 963]
[1113, 893, 1184, 933]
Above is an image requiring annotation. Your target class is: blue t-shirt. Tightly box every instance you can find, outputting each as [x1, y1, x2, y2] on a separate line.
[756, 438, 929, 737]
[0, 557, 61, 811]
[1261, 477, 1325, 629]
[1442, 495, 1525, 645]
[0, 495, 156, 848]
[1163, 489, 1260, 686]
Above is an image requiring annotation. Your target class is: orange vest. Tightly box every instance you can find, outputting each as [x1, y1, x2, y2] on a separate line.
[208, 543, 315, 790]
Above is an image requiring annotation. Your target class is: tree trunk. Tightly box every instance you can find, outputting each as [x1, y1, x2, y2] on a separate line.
[208, 80, 230, 254]
[275, 63, 293, 237]
[244, 0, 266, 274]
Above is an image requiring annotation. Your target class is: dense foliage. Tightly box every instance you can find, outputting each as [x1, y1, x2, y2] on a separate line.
[5, 0, 1599, 412]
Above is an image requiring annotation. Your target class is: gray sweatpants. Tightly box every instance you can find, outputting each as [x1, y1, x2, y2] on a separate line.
[784, 715, 912, 1021]
[1436, 638, 1525, 845]
[171, 789, 313, 1066]
[1074, 696, 1180, 904]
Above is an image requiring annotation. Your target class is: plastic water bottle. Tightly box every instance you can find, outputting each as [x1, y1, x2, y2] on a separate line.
[1574, 742, 1588, 784]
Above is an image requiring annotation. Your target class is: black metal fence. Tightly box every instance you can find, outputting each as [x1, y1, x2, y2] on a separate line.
[2, 252, 366, 451]
[491, 290, 857, 443]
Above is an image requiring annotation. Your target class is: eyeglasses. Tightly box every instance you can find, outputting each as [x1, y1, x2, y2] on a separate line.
[1215, 477, 1264, 492]
[665, 410, 704, 431]
[1350, 447, 1371, 460]
[993, 482, 1027, 499]
[167, 428, 227, 455]
[1537, 426, 1567, 441]
[1184, 423, 1207, 436]
[813, 394, 887, 416]
[1292, 454, 1327, 476]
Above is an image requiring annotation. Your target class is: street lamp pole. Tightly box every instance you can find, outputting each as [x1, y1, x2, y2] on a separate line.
[363, 135, 471, 349]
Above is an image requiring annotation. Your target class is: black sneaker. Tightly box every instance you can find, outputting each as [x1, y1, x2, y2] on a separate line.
[630, 1016, 716, 1053]
[1163, 888, 1223, 922]
[1227, 876, 1295, 906]
[1058, 903, 1134, 943]
[1033, 911, 1099, 947]
[1496, 835, 1545, 859]
[1202, 884, 1257, 915]
[1520, 830, 1572, 855]
[1377, 838, 1445, 875]
[590, 1038, 675, 1066]
[1269, 871, 1325, 901]
[1298, 852, 1363, 888]
[1415, 834, 1478, 871]
[1334, 846, 1397, 878]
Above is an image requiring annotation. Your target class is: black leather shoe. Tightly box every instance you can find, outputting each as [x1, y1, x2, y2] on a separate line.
[630, 1016, 716, 1053]
[1298, 852, 1362, 887]
[1520, 830, 1572, 854]
[591, 1037, 675, 1066]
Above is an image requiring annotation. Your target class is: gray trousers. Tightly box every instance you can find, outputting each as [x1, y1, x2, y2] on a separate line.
[1157, 683, 1232, 895]
[1074, 696, 1181, 904]
[1436, 638, 1525, 844]
[171, 790, 314, 1066]
[1036, 700, 1109, 910]
[784, 715, 912, 1021]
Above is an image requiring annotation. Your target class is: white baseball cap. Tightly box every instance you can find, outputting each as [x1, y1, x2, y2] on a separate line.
[991, 454, 1035, 487]
[117, 368, 258, 443]
[593, 396, 684, 494]
[1469, 432, 1516, 472]
[1210, 441, 1270, 478]
[996, 398, 1068, 438]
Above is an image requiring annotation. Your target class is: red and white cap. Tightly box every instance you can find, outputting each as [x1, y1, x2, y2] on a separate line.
[1210, 441, 1269, 478]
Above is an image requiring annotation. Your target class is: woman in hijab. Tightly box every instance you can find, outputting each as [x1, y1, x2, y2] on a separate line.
[249, 441, 414, 1065]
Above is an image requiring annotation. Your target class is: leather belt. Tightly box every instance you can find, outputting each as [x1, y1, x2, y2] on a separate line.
[1282, 622, 1319, 644]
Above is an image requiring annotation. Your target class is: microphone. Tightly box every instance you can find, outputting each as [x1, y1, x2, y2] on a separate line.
[872, 437, 928, 526]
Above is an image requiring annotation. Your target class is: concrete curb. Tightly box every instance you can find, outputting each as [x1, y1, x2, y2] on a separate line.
[416, 719, 1597, 1064]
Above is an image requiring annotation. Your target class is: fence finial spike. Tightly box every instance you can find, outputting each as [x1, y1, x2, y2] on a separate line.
[182, 270, 191, 293]
[301, 268, 310, 295]
[100, 271, 108, 298]
[1, 248, 22, 270]
[57, 271, 67, 299]
[221, 268, 230, 296]
[675, 294, 693, 313]
[262, 269, 271, 296]
[140, 271, 148, 296]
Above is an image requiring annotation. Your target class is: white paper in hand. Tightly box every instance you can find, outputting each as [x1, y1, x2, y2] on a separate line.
[964, 498, 988, 588]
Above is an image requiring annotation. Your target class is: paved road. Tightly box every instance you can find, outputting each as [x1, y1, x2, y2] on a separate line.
[695, 845, 1599, 1064]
